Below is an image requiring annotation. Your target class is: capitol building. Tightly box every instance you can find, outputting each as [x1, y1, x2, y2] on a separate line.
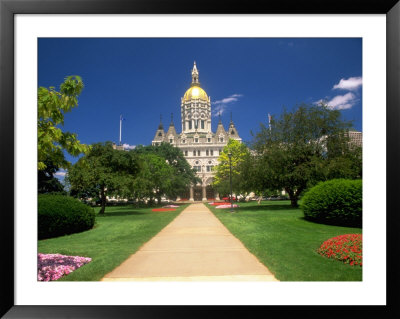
[152, 62, 242, 202]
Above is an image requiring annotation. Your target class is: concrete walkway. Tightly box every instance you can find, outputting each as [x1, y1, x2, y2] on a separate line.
[101, 203, 278, 281]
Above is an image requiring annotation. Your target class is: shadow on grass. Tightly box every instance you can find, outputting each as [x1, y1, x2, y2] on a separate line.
[97, 211, 148, 217]
[236, 204, 299, 212]
[298, 216, 362, 228]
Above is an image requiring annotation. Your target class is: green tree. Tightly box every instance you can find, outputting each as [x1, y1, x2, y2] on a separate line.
[131, 153, 174, 204]
[213, 139, 251, 197]
[38, 158, 66, 194]
[67, 142, 139, 214]
[324, 145, 362, 180]
[38, 75, 89, 171]
[133, 143, 199, 200]
[251, 104, 358, 207]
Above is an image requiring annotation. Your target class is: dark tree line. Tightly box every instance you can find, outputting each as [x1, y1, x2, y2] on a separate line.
[213, 103, 362, 207]
[66, 142, 199, 214]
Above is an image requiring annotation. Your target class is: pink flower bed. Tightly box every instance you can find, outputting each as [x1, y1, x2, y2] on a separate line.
[163, 205, 179, 208]
[38, 253, 92, 281]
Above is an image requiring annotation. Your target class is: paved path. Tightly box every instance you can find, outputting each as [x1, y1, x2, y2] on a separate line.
[101, 203, 278, 281]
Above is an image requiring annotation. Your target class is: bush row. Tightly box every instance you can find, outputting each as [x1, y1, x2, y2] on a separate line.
[38, 194, 96, 239]
[301, 179, 362, 227]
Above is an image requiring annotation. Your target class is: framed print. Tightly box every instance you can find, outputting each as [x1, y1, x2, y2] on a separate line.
[1, 0, 399, 317]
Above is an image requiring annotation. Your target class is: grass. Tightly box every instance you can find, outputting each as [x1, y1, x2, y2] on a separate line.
[208, 200, 362, 281]
[37, 204, 187, 281]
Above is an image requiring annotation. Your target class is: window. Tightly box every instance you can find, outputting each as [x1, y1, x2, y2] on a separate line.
[206, 166, 211, 172]
[231, 130, 235, 135]
[201, 120, 205, 129]
[185, 151, 188, 156]
[219, 137, 224, 142]
[188, 121, 192, 129]
[182, 139, 186, 144]
[169, 139, 173, 143]
[193, 151, 196, 156]
[210, 150, 214, 156]
[198, 150, 200, 156]
[206, 150, 209, 156]
[193, 166, 201, 172]
[158, 132, 162, 137]
[195, 138, 199, 143]
[207, 138, 211, 143]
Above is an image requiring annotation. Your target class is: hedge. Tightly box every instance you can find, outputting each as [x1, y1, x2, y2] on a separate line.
[300, 179, 362, 227]
[38, 194, 96, 239]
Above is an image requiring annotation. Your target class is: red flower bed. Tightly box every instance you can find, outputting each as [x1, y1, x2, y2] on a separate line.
[152, 208, 176, 212]
[317, 234, 362, 266]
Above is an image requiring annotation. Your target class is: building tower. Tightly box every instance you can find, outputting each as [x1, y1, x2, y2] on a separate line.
[152, 62, 241, 201]
[181, 61, 212, 134]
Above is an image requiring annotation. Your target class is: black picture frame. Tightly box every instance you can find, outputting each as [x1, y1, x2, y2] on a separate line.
[1, 0, 399, 318]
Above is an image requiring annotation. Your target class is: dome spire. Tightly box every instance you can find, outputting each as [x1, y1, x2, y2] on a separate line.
[158, 114, 163, 130]
[191, 61, 199, 86]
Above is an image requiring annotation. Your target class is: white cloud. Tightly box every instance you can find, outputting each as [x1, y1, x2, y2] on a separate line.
[333, 76, 362, 91]
[54, 171, 66, 177]
[212, 94, 243, 117]
[123, 143, 136, 150]
[325, 92, 357, 110]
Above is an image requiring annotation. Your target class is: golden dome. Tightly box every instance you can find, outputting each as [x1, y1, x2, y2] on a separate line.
[183, 85, 208, 102]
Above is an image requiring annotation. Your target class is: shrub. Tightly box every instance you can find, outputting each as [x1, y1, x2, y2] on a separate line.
[300, 179, 362, 226]
[38, 194, 96, 239]
[317, 234, 362, 266]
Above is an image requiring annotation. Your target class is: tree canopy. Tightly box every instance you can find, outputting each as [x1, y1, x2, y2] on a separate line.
[67, 142, 139, 214]
[130, 152, 174, 204]
[38, 75, 89, 171]
[133, 143, 200, 201]
[212, 139, 251, 196]
[38, 159, 66, 194]
[250, 103, 360, 207]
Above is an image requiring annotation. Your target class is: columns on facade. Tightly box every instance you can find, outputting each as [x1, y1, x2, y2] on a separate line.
[202, 185, 207, 202]
[189, 186, 194, 202]
[215, 192, 220, 201]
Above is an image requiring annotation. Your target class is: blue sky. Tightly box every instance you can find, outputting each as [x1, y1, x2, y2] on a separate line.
[38, 38, 362, 175]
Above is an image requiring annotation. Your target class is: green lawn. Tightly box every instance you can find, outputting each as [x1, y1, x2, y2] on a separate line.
[38, 204, 187, 281]
[208, 200, 362, 281]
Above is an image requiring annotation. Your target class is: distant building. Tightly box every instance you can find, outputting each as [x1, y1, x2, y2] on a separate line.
[347, 130, 362, 148]
[112, 143, 124, 151]
[152, 62, 241, 201]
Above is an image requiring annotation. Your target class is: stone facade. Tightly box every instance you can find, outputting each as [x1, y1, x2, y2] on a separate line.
[347, 130, 362, 148]
[152, 62, 241, 201]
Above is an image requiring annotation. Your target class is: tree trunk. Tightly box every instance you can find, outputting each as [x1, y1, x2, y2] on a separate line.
[290, 196, 298, 208]
[156, 193, 162, 205]
[98, 186, 106, 214]
[286, 188, 299, 208]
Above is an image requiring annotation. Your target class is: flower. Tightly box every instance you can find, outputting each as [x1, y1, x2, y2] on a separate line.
[317, 234, 362, 267]
[37, 253, 92, 281]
